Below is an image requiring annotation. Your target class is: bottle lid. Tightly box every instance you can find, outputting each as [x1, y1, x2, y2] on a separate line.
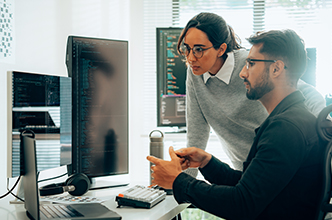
[149, 130, 164, 142]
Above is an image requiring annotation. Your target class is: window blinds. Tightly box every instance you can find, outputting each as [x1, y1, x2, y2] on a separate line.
[142, 0, 173, 134]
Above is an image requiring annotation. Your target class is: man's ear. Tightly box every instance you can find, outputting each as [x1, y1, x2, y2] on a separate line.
[271, 60, 286, 77]
[218, 43, 227, 57]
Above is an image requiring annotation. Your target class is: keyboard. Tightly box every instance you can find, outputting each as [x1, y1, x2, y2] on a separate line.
[40, 204, 83, 219]
[115, 185, 166, 209]
[40, 195, 104, 204]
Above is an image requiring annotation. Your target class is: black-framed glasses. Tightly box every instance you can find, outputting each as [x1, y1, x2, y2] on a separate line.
[179, 45, 215, 59]
[245, 58, 276, 69]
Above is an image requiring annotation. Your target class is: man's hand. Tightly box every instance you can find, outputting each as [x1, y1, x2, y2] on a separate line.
[147, 146, 182, 189]
[175, 147, 212, 170]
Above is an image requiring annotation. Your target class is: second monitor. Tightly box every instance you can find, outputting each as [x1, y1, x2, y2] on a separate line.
[156, 27, 187, 128]
[7, 71, 71, 178]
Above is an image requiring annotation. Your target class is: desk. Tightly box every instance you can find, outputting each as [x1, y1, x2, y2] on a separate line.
[0, 185, 190, 220]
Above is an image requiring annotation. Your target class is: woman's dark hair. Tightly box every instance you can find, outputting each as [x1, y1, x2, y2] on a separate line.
[247, 29, 307, 81]
[177, 12, 242, 58]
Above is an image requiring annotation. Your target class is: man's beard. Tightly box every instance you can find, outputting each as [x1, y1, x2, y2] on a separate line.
[245, 68, 274, 100]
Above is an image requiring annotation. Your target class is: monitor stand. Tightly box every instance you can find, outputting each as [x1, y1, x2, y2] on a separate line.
[9, 177, 25, 204]
[89, 174, 130, 190]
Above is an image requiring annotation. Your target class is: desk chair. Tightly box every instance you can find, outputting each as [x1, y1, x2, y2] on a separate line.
[316, 104, 332, 220]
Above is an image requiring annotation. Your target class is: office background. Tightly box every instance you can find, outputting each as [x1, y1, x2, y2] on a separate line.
[0, 0, 332, 198]
[0, 0, 139, 195]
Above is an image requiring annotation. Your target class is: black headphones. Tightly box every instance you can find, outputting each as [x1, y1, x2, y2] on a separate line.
[39, 173, 91, 196]
[316, 104, 332, 143]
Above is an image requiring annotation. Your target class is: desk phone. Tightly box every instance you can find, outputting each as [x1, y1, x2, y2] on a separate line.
[116, 185, 166, 208]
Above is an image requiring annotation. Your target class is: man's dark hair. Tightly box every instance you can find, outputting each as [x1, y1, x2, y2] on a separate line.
[177, 12, 242, 59]
[247, 29, 307, 81]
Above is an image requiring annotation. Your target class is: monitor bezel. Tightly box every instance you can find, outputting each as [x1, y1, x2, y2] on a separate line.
[67, 35, 129, 179]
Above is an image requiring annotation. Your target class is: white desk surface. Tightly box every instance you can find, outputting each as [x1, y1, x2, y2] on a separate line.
[0, 184, 190, 220]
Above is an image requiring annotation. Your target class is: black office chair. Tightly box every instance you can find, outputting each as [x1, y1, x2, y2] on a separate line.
[316, 104, 332, 220]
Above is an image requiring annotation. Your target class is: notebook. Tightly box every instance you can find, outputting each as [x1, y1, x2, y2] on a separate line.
[21, 130, 122, 220]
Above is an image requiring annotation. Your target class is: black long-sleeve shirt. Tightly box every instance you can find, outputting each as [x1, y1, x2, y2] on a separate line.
[173, 91, 323, 220]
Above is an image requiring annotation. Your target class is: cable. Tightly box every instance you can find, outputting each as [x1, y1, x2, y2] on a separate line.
[1, 171, 68, 201]
[37, 172, 68, 183]
[0, 176, 21, 200]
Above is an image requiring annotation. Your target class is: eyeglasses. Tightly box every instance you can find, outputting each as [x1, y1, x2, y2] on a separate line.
[179, 45, 215, 59]
[245, 58, 276, 70]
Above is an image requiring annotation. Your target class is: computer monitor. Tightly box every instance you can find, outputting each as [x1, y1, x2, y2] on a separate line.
[7, 71, 72, 178]
[156, 28, 187, 128]
[66, 36, 129, 187]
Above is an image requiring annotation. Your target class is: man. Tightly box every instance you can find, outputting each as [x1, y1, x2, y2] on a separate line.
[147, 29, 323, 219]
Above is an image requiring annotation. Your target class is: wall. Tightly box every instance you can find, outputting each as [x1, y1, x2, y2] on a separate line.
[0, 0, 146, 195]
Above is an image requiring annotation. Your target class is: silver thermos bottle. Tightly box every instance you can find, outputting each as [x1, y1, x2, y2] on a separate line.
[149, 130, 164, 185]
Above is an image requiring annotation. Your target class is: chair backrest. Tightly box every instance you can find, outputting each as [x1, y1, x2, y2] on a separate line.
[315, 104, 332, 220]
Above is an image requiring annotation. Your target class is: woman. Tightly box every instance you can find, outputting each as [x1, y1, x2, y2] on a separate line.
[177, 12, 325, 172]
